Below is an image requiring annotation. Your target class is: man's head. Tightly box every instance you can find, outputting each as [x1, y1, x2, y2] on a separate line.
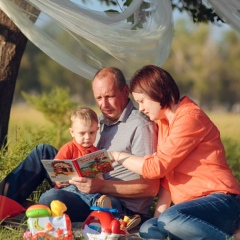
[92, 67, 129, 123]
[69, 107, 98, 148]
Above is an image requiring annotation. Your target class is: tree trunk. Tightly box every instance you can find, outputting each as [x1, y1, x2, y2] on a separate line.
[0, 0, 40, 148]
[0, 9, 28, 148]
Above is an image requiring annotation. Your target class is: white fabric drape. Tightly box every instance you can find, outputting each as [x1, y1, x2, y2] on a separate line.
[1, 0, 238, 81]
[0, 0, 173, 80]
[206, 0, 240, 34]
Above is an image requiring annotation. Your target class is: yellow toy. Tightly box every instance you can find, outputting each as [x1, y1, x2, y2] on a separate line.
[24, 201, 73, 240]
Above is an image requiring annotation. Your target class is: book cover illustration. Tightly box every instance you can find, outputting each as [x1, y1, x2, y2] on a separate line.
[76, 149, 113, 178]
[41, 149, 113, 182]
[41, 160, 79, 182]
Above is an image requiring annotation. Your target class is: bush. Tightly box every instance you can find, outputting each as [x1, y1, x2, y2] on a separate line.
[22, 87, 79, 148]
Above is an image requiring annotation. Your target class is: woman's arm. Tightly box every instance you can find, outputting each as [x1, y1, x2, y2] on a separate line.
[154, 186, 171, 217]
[110, 151, 146, 175]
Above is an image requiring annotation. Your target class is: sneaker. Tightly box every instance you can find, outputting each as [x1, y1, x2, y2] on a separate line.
[126, 214, 141, 231]
[96, 195, 112, 209]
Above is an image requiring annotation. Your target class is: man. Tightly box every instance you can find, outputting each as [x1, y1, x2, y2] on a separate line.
[0, 67, 159, 227]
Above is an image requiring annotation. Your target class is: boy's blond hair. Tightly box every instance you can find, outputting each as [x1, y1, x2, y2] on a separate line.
[71, 107, 98, 126]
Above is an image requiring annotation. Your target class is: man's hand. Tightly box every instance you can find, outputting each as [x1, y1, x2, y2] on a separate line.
[69, 176, 160, 198]
[69, 177, 104, 194]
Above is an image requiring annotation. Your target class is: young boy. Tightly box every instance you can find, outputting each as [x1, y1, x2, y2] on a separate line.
[53, 107, 112, 209]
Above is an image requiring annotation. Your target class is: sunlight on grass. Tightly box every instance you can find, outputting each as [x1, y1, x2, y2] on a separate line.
[207, 112, 240, 144]
[9, 104, 240, 145]
[9, 103, 52, 139]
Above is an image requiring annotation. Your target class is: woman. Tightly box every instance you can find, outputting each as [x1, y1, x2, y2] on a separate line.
[110, 65, 240, 240]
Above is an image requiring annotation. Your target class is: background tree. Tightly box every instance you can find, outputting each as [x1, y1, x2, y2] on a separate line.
[22, 87, 78, 147]
[0, 0, 226, 148]
[163, 18, 240, 110]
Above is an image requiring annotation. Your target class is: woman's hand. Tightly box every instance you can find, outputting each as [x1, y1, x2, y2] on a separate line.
[108, 151, 122, 162]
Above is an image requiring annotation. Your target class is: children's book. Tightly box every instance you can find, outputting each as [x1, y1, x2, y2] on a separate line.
[41, 149, 113, 182]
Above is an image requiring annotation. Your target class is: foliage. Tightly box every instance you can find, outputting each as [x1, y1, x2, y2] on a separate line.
[171, 0, 223, 23]
[16, 18, 240, 111]
[21, 87, 79, 147]
[163, 19, 240, 110]
[101, 0, 223, 24]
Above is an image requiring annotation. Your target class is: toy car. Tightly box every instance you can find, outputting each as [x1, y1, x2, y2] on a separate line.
[82, 206, 129, 240]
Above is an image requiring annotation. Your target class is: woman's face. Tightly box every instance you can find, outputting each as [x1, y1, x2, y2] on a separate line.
[132, 92, 163, 121]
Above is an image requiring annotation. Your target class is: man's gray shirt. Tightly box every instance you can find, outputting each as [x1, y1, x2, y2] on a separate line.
[95, 99, 158, 215]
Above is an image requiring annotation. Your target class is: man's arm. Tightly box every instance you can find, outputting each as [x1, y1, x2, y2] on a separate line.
[70, 177, 160, 198]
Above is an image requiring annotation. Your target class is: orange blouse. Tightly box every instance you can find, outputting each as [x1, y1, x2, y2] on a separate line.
[143, 96, 240, 204]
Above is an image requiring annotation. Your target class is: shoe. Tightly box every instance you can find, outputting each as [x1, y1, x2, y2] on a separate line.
[96, 195, 112, 209]
[126, 214, 141, 231]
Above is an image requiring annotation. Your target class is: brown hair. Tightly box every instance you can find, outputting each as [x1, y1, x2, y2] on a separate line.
[93, 67, 127, 90]
[129, 65, 180, 108]
[71, 107, 98, 126]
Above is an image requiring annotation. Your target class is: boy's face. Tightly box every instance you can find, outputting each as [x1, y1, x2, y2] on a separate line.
[69, 120, 98, 148]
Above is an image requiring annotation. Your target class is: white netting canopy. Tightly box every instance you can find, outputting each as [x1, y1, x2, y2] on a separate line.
[206, 0, 240, 34]
[0, 0, 174, 80]
[0, 0, 239, 81]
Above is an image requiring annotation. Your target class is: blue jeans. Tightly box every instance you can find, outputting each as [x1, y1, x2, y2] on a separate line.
[0, 143, 127, 222]
[0, 144, 91, 221]
[58, 184, 102, 207]
[0, 144, 57, 203]
[139, 193, 240, 240]
[46, 185, 122, 212]
[39, 187, 122, 220]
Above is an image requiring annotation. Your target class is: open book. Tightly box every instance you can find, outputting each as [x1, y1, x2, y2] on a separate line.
[41, 149, 113, 182]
